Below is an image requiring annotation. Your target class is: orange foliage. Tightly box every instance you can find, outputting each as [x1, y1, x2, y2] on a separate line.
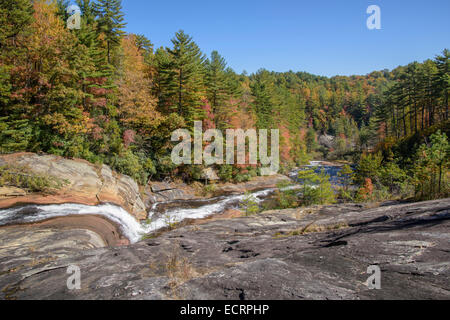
[116, 35, 161, 133]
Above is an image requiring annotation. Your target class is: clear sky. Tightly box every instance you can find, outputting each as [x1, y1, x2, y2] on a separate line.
[118, 0, 449, 77]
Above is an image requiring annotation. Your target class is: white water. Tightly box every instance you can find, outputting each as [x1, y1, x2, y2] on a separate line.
[0, 188, 275, 244]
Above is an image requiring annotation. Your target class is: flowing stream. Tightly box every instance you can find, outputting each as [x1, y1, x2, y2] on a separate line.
[0, 162, 344, 244]
[0, 188, 275, 244]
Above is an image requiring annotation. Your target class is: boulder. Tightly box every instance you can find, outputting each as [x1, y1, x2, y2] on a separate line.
[0, 153, 146, 220]
[201, 167, 219, 181]
[318, 134, 335, 149]
[144, 181, 196, 207]
[215, 174, 291, 194]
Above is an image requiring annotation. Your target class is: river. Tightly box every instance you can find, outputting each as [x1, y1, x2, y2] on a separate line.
[0, 162, 344, 244]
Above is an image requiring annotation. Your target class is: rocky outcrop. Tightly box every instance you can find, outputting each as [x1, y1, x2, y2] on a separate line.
[1, 198, 448, 300]
[201, 167, 219, 181]
[0, 153, 146, 220]
[318, 134, 335, 149]
[214, 174, 291, 194]
[143, 181, 196, 207]
[143, 174, 292, 207]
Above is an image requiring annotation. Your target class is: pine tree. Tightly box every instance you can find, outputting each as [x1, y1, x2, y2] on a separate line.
[94, 0, 126, 64]
[72, 0, 117, 118]
[0, 0, 34, 152]
[205, 51, 228, 127]
[0, 0, 33, 49]
[154, 47, 177, 113]
[434, 49, 449, 121]
[134, 34, 153, 53]
[166, 30, 206, 124]
[251, 71, 274, 129]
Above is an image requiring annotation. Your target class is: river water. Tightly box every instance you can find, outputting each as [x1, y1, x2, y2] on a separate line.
[0, 162, 343, 243]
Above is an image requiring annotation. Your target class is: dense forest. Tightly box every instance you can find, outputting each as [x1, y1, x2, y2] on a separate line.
[1, 0, 449, 203]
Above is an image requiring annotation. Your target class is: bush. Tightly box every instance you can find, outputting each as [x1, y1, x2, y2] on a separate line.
[108, 150, 155, 185]
[274, 181, 299, 209]
[298, 168, 336, 206]
[218, 165, 233, 182]
[234, 173, 251, 183]
[379, 162, 409, 194]
[240, 192, 261, 216]
[337, 164, 355, 191]
[337, 188, 354, 201]
[355, 152, 383, 185]
[0, 164, 68, 193]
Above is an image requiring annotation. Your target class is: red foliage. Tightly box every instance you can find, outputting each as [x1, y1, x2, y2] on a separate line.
[358, 178, 374, 200]
[201, 98, 215, 130]
[123, 129, 136, 148]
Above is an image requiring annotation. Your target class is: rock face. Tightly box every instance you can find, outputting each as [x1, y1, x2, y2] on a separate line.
[214, 174, 291, 195]
[318, 134, 335, 149]
[143, 181, 196, 207]
[143, 174, 292, 207]
[0, 153, 146, 220]
[201, 167, 219, 181]
[0, 198, 448, 300]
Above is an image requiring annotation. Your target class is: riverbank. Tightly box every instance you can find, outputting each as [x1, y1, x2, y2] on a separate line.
[0, 153, 296, 246]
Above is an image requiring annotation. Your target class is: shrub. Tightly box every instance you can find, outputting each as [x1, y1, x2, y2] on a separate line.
[337, 164, 355, 192]
[240, 192, 260, 216]
[355, 152, 383, 185]
[234, 173, 251, 183]
[298, 168, 336, 206]
[218, 164, 233, 182]
[0, 164, 68, 193]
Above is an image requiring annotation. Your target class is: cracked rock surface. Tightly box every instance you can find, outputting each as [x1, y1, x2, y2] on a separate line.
[0, 198, 449, 300]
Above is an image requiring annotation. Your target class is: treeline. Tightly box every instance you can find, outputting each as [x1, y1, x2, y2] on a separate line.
[0, 0, 448, 191]
[376, 53, 449, 139]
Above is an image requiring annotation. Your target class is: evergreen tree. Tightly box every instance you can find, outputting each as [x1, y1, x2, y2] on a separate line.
[154, 47, 177, 113]
[0, 0, 34, 152]
[94, 0, 126, 63]
[251, 70, 274, 129]
[205, 51, 228, 127]
[166, 30, 206, 124]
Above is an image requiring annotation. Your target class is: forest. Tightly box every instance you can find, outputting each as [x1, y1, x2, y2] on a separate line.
[0, 0, 449, 204]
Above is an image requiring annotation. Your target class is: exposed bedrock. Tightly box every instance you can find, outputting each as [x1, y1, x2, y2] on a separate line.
[0, 198, 448, 300]
[0, 153, 147, 220]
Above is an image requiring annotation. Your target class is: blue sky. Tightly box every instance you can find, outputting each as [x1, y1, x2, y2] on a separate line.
[118, 0, 449, 77]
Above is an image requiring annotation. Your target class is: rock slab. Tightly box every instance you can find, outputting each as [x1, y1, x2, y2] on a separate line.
[0, 198, 448, 300]
[0, 153, 146, 220]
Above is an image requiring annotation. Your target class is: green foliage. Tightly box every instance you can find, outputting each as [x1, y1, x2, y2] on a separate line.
[379, 161, 410, 195]
[354, 151, 410, 201]
[412, 130, 450, 200]
[218, 164, 233, 182]
[0, 0, 448, 211]
[108, 149, 152, 185]
[234, 173, 251, 183]
[355, 152, 383, 185]
[0, 117, 33, 153]
[337, 164, 354, 191]
[273, 181, 298, 209]
[94, 0, 126, 63]
[297, 168, 336, 206]
[240, 192, 260, 216]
